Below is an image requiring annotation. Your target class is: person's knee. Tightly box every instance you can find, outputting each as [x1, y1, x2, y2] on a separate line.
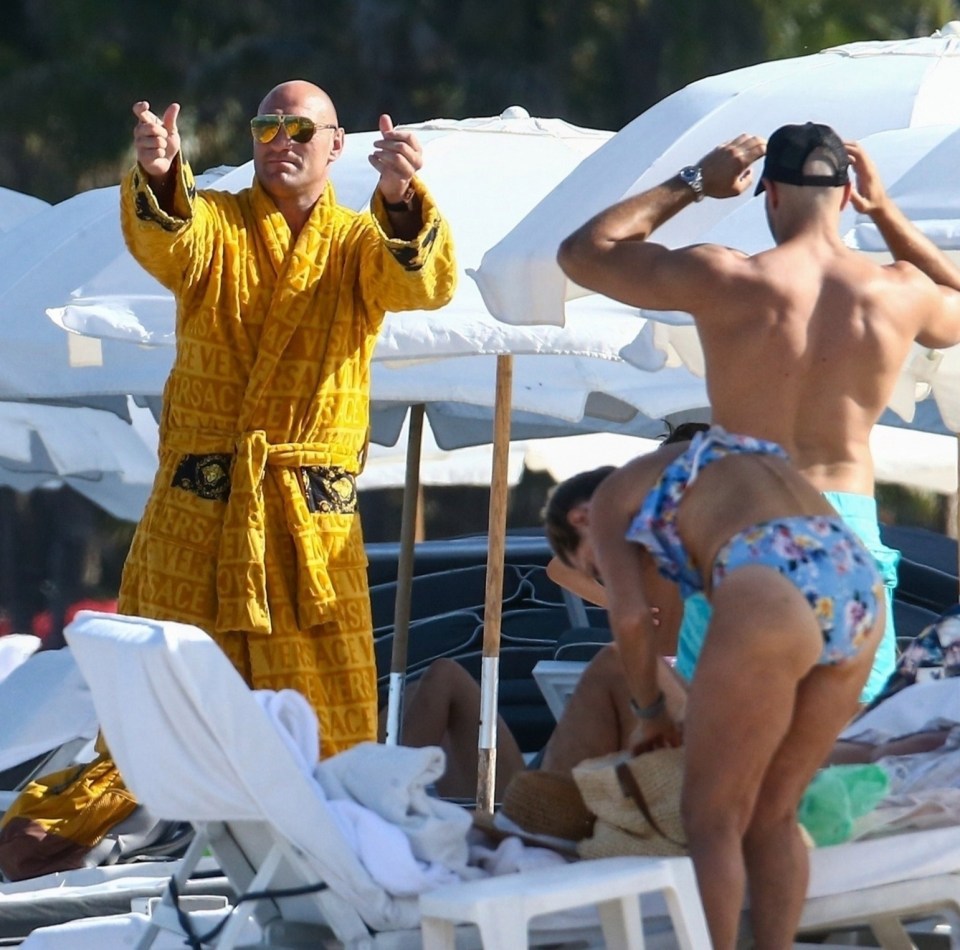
[681, 786, 753, 844]
[581, 642, 622, 684]
[419, 656, 465, 692]
[743, 806, 801, 855]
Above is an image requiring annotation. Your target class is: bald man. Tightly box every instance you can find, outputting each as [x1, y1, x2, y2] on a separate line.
[120, 81, 457, 755]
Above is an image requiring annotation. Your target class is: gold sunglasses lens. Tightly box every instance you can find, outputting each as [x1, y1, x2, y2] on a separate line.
[250, 115, 316, 144]
[250, 116, 280, 143]
[286, 117, 316, 143]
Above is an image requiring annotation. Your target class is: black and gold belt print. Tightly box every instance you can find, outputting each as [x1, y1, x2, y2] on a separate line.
[173, 454, 357, 514]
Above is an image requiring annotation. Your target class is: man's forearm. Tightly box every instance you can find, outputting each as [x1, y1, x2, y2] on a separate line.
[871, 201, 960, 291]
[558, 177, 694, 280]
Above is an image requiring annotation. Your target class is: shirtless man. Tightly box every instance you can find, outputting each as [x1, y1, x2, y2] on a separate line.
[558, 122, 960, 703]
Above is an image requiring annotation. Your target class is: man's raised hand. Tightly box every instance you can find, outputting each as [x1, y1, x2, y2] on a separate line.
[846, 141, 889, 217]
[132, 101, 181, 179]
[369, 113, 423, 204]
[700, 133, 766, 199]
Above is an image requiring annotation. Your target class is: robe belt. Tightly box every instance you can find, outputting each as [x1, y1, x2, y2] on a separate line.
[167, 430, 361, 636]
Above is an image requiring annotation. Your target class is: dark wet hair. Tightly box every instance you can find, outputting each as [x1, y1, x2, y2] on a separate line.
[542, 466, 616, 565]
[663, 421, 709, 444]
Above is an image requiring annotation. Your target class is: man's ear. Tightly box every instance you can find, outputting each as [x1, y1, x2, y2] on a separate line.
[839, 180, 852, 210]
[328, 127, 345, 164]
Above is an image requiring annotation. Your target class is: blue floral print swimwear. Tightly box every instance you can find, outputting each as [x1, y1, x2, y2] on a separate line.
[626, 426, 881, 664]
[713, 516, 882, 664]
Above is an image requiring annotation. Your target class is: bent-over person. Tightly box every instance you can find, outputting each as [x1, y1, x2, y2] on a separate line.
[550, 432, 884, 949]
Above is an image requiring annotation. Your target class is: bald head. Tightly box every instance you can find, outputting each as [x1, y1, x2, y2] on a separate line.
[252, 80, 345, 222]
[258, 81, 338, 126]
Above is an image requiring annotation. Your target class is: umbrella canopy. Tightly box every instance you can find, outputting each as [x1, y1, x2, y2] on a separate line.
[0, 399, 158, 521]
[0, 165, 252, 402]
[471, 23, 960, 331]
[370, 353, 707, 449]
[359, 414, 529, 490]
[0, 187, 48, 233]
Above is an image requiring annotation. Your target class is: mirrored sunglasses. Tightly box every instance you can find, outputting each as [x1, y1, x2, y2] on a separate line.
[249, 115, 337, 144]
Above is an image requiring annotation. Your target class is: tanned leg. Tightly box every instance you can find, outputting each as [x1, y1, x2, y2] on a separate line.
[681, 570, 826, 950]
[744, 614, 881, 949]
[539, 643, 634, 771]
[398, 658, 525, 799]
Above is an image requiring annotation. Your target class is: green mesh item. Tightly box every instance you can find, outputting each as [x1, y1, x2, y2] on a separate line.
[798, 764, 890, 847]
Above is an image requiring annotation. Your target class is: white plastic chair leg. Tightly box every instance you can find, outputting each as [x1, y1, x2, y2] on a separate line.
[662, 859, 713, 949]
[421, 916, 458, 950]
[597, 894, 646, 949]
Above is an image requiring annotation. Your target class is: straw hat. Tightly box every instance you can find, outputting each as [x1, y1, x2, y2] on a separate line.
[578, 818, 688, 859]
[572, 748, 687, 856]
[500, 769, 596, 842]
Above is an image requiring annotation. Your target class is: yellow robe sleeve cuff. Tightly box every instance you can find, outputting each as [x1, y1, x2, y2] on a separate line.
[369, 177, 445, 272]
[125, 154, 197, 231]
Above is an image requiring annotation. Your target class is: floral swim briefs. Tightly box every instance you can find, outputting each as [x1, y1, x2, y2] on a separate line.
[711, 515, 883, 664]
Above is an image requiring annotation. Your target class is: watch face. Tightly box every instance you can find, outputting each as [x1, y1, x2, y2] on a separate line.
[681, 166, 701, 185]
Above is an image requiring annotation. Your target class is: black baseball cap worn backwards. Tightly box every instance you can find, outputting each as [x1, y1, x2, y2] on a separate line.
[755, 122, 850, 195]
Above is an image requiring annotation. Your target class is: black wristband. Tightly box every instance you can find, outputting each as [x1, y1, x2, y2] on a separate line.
[381, 186, 415, 213]
[629, 690, 666, 720]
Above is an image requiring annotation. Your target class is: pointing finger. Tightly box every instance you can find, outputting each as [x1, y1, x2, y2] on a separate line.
[379, 113, 394, 136]
[132, 101, 159, 125]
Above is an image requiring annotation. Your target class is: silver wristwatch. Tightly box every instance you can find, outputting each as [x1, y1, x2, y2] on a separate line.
[679, 165, 704, 202]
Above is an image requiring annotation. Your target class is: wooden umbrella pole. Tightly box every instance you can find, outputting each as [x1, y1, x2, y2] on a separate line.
[385, 404, 426, 746]
[477, 355, 513, 814]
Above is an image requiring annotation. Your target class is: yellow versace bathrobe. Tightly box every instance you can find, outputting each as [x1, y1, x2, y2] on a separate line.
[119, 158, 456, 756]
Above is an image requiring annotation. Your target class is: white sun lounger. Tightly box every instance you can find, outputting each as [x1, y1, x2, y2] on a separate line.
[32, 610, 960, 948]
[796, 677, 960, 947]
[0, 644, 229, 942]
[57, 610, 711, 949]
[0, 647, 98, 814]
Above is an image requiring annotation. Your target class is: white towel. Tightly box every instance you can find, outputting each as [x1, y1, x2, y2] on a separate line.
[325, 798, 462, 896]
[253, 690, 475, 893]
[252, 689, 319, 777]
[314, 741, 473, 872]
[842, 678, 960, 744]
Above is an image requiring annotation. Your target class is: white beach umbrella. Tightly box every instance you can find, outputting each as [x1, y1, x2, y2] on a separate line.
[0, 164, 252, 402]
[0, 187, 48, 233]
[471, 23, 960, 331]
[0, 398, 158, 521]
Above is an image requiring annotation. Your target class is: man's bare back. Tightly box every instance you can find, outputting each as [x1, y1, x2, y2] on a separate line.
[695, 240, 950, 493]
